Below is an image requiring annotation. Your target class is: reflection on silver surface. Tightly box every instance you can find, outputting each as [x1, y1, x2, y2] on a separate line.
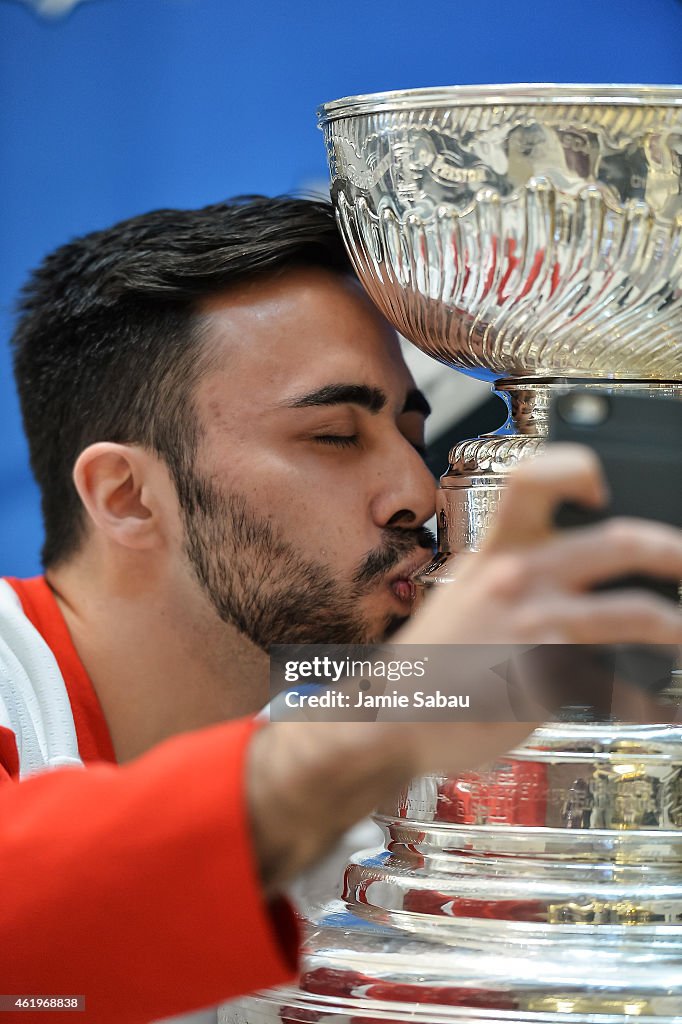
[318, 84, 682, 380]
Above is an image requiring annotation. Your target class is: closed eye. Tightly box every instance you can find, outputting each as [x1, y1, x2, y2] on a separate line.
[314, 434, 426, 457]
[314, 434, 361, 448]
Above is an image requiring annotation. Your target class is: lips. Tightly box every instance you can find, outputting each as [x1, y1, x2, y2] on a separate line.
[388, 553, 431, 604]
[391, 578, 416, 603]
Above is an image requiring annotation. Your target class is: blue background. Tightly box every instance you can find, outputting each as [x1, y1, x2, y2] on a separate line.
[1, 0, 681, 575]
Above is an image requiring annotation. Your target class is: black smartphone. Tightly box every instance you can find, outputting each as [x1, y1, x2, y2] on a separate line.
[548, 388, 682, 699]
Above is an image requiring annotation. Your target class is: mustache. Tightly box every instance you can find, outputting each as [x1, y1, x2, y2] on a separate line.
[353, 526, 436, 590]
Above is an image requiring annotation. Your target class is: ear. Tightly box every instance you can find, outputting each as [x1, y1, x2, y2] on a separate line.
[72, 443, 168, 551]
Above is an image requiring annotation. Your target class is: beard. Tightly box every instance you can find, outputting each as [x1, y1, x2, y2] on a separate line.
[179, 470, 435, 650]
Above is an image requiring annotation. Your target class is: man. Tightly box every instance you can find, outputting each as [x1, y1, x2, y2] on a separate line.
[2, 197, 681, 1024]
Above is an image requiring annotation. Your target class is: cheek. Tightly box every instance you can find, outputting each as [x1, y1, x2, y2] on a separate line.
[268, 485, 373, 573]
[231, 454, 367, 523]
[205, 444, 378, 562]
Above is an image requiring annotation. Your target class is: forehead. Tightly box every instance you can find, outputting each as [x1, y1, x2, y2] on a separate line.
[194, 267, 414, 414]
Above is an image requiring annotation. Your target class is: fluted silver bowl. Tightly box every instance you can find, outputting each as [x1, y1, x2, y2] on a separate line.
[318, 84, 682, 381]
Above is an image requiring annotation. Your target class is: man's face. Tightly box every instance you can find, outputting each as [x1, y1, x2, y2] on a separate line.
[180, 266, 436, 648]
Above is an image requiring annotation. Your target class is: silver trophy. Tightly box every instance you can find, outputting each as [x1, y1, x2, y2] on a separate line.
[222, 85, 682, 1023]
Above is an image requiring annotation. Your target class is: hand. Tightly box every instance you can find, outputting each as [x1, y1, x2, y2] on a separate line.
[398, 444, 682, 647]
[395, 443, 682, 732]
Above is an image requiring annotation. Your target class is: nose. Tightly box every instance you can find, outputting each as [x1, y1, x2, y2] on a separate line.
[370, 440, 437, 532]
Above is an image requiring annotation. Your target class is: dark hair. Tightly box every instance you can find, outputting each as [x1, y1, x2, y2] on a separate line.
[11, 196, 352, 567]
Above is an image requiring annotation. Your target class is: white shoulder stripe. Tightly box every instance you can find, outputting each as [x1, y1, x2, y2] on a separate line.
[0, 580, 82, 777]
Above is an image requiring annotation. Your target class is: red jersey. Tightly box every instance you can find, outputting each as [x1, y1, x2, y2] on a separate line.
[0, 577, 298, 1023]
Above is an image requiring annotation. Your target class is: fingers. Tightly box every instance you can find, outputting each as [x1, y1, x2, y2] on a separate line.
[514, 591, 682, 645]
[484, 444, 608, 551]
[402, 442, 682, 659]
[525, 517, 682, 591]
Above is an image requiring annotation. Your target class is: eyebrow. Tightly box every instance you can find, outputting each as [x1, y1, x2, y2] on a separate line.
[287, 383, 431, 418]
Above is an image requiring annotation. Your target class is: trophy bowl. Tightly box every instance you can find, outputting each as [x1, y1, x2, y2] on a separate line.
[318, 84, 682, 380]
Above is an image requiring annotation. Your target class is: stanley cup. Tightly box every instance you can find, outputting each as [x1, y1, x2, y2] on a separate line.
[221, 86, 682, 1024]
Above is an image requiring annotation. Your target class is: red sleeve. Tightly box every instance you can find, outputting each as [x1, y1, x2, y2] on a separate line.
[0, 717, 299, 1023]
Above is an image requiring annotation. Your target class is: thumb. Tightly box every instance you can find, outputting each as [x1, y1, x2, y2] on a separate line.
[483, 444, 609, 552]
